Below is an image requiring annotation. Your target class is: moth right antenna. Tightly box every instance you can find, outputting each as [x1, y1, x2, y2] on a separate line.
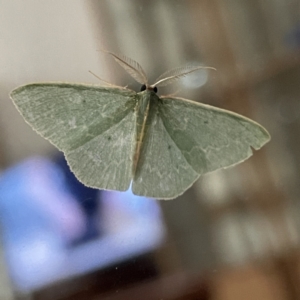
[153, 65, 216, 88]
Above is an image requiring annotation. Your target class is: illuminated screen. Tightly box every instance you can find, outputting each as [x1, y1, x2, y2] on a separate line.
[0, 156, 165, 292]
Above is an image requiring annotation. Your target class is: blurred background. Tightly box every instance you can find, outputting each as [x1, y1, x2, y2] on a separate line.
[0, 0, 300, 299]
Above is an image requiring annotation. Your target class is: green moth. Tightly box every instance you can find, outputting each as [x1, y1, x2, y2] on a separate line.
[10, 52, 270, 199]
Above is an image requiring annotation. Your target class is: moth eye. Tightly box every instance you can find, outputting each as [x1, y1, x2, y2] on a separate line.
[140, 84, 146, 91]
[153, 86, 158, 93]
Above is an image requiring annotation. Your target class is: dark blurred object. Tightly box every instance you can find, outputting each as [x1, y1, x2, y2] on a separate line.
[285, 22, 300, 49]
[55, 155, 103, 245]
[33, 254, 159, 300]
[95, 272, 210, 300]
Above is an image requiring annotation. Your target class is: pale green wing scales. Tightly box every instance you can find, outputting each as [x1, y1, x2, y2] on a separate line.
[159, 97, 270, 174]
[133, 95, 270, 199]
[11, 83, 137, 191]
[132, 92, 199, 199]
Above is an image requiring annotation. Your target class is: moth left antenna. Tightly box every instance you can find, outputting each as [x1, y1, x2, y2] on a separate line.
[100, 50, 148, 85]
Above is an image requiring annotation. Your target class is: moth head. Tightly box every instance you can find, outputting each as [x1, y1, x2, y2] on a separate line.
[140, 84, 157, 93]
